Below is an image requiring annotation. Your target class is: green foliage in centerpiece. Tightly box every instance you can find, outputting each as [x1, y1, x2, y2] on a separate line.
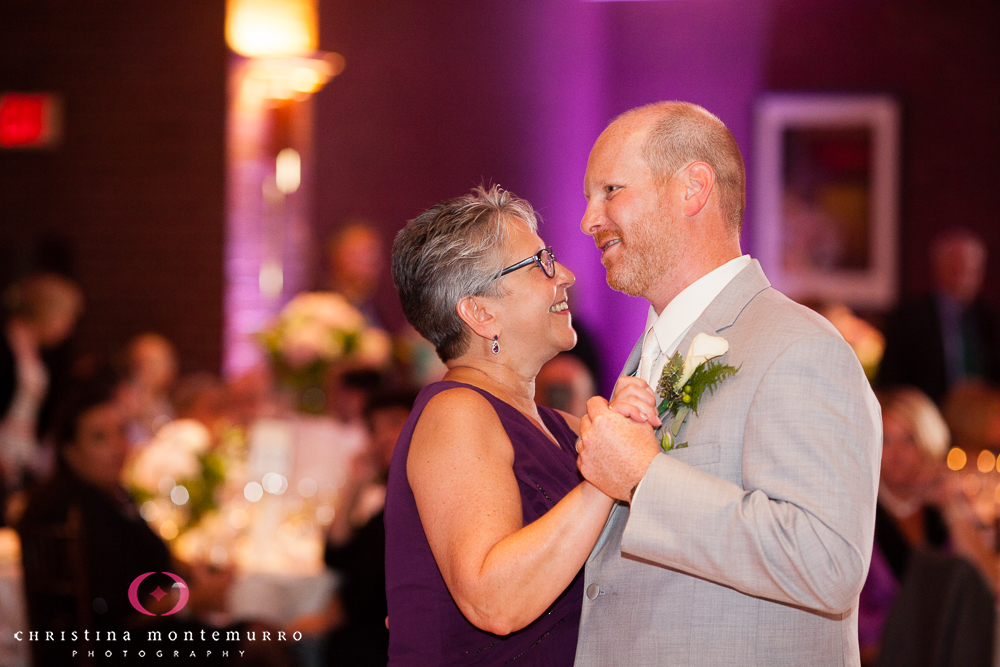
[257, 292, 391, 413]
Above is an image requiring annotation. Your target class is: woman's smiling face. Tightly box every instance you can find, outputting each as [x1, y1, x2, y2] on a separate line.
[491, 219, 577, 361]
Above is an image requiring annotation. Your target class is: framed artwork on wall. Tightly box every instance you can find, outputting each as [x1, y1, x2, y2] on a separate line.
[754, 94, 900, 310]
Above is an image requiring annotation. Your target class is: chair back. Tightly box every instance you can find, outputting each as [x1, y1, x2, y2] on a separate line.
[20, 504, 94, 667]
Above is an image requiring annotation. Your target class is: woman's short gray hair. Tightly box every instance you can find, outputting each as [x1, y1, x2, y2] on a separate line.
[392, 185, 538, 362]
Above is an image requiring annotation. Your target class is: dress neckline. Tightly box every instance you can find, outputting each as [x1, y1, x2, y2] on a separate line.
[430, 380, 573, 455]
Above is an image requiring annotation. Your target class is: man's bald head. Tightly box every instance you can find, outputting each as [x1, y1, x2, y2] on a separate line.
[612, 102, 746, 234]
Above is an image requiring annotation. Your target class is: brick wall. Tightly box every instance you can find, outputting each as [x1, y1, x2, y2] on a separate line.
[0, 1, 227, 373]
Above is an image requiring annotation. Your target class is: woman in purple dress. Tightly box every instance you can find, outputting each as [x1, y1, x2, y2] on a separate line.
[385, 186, 656, 666]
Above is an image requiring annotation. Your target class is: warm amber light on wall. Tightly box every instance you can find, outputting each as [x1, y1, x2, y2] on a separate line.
[226, 0, 318, 57]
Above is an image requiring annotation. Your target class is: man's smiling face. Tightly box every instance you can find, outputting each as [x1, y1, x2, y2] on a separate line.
[581, 120, 681, 299]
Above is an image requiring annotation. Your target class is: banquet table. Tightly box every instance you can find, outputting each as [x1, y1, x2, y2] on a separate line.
[0, 413, 362, 666]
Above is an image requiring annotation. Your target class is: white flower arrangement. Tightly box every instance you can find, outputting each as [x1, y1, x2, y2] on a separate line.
[259, 292, 392, 371]
[126, 419, 226, 537]
[257, 291, 393, 413]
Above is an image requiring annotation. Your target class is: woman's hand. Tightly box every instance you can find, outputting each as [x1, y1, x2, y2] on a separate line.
[608, 376, 661, 428]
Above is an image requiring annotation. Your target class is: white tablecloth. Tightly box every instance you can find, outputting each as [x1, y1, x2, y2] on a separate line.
[227, 569, 336, 626]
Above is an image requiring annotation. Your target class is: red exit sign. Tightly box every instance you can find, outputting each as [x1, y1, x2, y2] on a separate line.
[0, 93, 62, 149]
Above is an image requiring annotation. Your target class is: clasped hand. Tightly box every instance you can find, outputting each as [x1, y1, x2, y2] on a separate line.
[576, 377, 662, 502]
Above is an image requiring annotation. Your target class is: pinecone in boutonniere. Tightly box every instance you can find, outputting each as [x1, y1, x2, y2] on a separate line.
[655, 333, 739, 452]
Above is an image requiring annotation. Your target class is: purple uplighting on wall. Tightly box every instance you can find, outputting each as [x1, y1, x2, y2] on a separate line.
[233, 0, 775, 394]
[518, 0, 773, 391]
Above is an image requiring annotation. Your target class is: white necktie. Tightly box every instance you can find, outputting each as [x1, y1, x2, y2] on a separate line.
[637, 328, 661, 387]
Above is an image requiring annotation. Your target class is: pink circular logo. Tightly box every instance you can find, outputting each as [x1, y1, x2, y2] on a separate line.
[127, 572, 190, 616]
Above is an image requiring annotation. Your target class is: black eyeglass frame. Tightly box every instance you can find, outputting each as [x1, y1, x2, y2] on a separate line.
[499, 246, 556, 278]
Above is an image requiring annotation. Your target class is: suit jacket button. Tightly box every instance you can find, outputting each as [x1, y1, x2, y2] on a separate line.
[586, 583, 600, 600]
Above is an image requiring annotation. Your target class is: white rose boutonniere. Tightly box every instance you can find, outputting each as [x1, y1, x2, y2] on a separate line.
[655, 333, 739, 452]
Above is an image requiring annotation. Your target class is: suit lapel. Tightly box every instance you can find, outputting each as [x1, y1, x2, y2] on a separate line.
[656, 260, 770, 441]
[619, 333, 645, 378]
[616, 260, 770, 384]
[673, 259, 771, 359]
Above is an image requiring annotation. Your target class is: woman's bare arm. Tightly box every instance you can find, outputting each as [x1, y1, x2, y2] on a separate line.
[408, 388, 612, 635]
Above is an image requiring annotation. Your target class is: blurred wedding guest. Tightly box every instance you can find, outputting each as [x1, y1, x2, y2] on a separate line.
[326, 368, 383, 425]
[941, 381, 1000, 453]
[116, 333, 178, 444]
[859, 387, 995, 666]
[172, 372, 228, 431]
[819, 303, 886, 381]
[879, 229, 1000, 402]
[0, 273, 83, 505]
[17, 380, 290, 667]
[536, 322, 601, 417]
[225, 365, 282, 427]
[317, 388, 418, 667]
[326, 222, 387, 328]
[535, 354, 595, 418]
[17, 381, 225, 664]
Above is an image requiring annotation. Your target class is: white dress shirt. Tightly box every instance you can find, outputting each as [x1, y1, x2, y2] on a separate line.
[638, 255, 751, 386]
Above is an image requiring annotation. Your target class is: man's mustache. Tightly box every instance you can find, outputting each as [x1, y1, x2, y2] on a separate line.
[593, 230, 622, 250]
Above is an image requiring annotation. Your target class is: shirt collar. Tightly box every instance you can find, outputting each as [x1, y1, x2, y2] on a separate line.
[644, 255, 751, 357]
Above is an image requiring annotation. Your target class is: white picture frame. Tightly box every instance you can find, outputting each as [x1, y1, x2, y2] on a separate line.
[754, 94, 900, 309]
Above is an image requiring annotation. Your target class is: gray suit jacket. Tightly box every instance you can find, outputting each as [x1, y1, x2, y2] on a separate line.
[575, 261, 882, 667]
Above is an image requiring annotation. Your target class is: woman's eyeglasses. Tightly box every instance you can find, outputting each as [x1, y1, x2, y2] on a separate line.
[499, 246, 556, 279]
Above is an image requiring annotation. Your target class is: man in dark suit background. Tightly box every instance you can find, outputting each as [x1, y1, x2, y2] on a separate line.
[879, 229, 1000, 403]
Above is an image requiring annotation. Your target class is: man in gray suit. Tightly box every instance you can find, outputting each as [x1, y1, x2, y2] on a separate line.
[574, 101, 882, 665]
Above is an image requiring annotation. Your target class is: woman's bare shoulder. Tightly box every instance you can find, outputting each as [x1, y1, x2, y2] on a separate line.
[410, 386, 510, 461]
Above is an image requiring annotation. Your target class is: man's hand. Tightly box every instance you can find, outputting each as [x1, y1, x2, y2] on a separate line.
[577, 396, 660, 501]
[608, 376, 662, 428]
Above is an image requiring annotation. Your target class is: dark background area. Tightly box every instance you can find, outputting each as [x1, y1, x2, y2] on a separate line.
[1, 0, 998, 374]
[0, 0, 227, 372]
[764, 0, 1000, 303]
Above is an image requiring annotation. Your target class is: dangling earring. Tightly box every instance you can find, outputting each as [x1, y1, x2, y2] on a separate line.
[491, 335, 500, 355]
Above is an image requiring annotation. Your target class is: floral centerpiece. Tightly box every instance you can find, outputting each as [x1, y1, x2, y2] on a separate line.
[256, 291, 392, 413]
[126, 419, 227, 539]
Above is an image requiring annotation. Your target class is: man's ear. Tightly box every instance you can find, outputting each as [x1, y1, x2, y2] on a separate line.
[456, 296, 497, 341]
[680, 161, 715, 218]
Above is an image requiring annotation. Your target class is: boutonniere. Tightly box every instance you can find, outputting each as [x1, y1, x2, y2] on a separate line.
[655, 333, 739, 452]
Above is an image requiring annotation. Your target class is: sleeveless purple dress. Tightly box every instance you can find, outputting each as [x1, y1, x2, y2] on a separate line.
[385, 381, 584, 666]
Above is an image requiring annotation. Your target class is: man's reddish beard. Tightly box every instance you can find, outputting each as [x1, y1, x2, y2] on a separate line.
[596, 214, 669, 298]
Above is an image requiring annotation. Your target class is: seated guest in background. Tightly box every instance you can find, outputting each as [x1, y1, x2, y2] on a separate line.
[879, 229, 1000, 403]
[316, 388, 418, 666]
[0, 273, 83, 519]
[535, 353, 595, 419]
[326, 221, 389, 330]
[535, 321, 602, 418]
[225, 365, 282, 427]
[16, 381, 241, 665]
[172, 371, 228, 432]
[18, 381, 298, 666]
[386, 186, 636, 666]
[860, 386, 996, 665]
[326, 368, 383, 426]
[115, 332, 178, 444]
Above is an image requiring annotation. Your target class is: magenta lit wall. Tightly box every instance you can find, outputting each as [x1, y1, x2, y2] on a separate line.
[312, 0, 771, 393]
